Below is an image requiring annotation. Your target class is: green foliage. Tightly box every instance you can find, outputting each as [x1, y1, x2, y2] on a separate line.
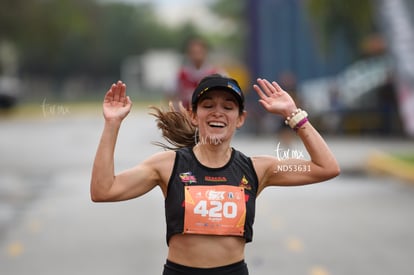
[394, 154, 414, 165]
[0, 0, 250, 78]
[0, 0, 204, 77]
[210, 0, 246, 21]
[306, 0, 375, 58]
[208, 0, 247, 58]
[17, 0, 98, 75]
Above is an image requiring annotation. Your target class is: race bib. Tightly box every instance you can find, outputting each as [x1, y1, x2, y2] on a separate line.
[183, 185, 246, 236]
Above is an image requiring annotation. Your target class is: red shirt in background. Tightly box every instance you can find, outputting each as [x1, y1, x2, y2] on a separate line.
[176, 63, 220, 109]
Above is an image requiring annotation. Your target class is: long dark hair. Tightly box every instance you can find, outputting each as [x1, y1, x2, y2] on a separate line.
[150, 102, 196, 150]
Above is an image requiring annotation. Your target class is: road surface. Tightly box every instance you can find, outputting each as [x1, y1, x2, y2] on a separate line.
[1, 108, 413, 275]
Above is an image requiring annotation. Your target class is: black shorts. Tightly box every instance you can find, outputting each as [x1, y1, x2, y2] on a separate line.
[163, 259, 249, 275]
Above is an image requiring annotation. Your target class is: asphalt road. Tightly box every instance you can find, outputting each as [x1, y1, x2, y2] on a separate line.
[1, 108, 413, 275]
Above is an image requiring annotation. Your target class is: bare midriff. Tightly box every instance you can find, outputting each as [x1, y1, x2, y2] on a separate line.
[167, 234, 246, 268]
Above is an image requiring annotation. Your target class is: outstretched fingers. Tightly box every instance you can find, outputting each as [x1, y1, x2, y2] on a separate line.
[253, 79, 270, 101]
[104, 81, 129, 106]
[254, 78, 280, 99]
[253, 84, 265, 100]
[271, 81, 283, 93]
[256, 79, 271, 97]
[104, 84, 115, 103]
[113, 81, 123, 103]
[119, 81, 127, 103]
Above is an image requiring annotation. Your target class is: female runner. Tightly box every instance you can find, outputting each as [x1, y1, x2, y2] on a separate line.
[91, 74, 340, 274]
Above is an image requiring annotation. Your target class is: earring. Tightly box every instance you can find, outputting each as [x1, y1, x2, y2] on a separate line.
[194, 127, 199, 145]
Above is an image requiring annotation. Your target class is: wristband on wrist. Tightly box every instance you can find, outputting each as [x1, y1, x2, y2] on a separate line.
[293, 117, 308, 131]
[284, 108, 302, 126]
[284, 109, 308, 130]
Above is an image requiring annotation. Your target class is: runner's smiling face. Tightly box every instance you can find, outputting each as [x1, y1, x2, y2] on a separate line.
[192, 90, 246, 144]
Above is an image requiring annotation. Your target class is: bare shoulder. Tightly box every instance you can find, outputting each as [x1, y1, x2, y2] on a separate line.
[250, 155, 277, 186]
[251, 154, 277, 172]
[143, 150, 176, 193]
[145, 150, 176, 163]
[144, 150, 176, 173]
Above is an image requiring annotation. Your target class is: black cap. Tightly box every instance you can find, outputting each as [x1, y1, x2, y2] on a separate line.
[191, 74, 244, 111]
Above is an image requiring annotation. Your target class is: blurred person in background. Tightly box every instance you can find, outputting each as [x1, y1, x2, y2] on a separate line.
[170, 37, 224, 109]
[91, 74, 340, 274]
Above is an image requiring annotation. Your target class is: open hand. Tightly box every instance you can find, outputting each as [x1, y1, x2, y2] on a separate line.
[103, 80, 132, 122]
[253, 78, 297, 117]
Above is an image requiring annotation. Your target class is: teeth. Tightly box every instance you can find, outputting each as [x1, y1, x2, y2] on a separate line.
[209, 122, 225, 127]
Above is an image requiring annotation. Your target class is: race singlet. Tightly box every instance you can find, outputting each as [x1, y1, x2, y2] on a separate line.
[183, 185, 246, 236]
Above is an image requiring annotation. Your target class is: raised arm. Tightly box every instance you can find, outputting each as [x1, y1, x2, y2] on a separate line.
[252, 78, 340, 192]
[90, 81, 171, 202]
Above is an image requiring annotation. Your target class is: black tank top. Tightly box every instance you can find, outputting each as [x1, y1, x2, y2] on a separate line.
[165, 147, 258, 245]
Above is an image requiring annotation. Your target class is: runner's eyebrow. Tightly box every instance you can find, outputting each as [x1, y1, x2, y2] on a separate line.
[225, 98, 237, 104]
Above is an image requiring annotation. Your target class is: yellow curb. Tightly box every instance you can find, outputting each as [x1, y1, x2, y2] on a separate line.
[366, 151, 414, 183]
[285, 237, 304, 253]
[6, 241, 24, 257]
[0, 101, 159, 120]
[309, 266, 330, 275]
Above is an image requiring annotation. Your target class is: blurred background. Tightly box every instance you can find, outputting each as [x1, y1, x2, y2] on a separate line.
[1, 0, 413, 274]
[1, 0, 414, 137]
